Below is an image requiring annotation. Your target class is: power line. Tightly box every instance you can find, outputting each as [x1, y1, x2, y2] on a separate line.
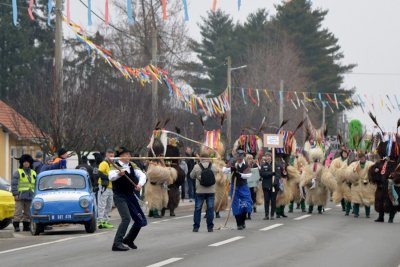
[345, 72, 400, 76]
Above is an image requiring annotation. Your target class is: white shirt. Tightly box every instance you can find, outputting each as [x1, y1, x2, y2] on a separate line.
[108, 160, 147, 186]
[222, 161, 251, 179]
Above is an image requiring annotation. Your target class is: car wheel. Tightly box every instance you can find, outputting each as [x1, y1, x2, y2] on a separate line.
[0, 218, 12, 230]
[30, 221, 44, 236]
[84, 214, 97, 233]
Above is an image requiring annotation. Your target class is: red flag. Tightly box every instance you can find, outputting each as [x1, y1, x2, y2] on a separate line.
[212, 0, 217, 12]
[66, 0, 71, 24]
[105, 0, 109, 25]
[28, 0, 35, 20]
[162, 0, 168, 20]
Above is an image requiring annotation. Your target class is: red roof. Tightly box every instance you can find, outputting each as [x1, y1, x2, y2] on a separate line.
[0, 100, 42, 139]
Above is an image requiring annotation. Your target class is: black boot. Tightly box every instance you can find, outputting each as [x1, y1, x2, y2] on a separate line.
[247, 213, 251, 220]
[13, 222, 20, 232]
[308, 205, 314, 214]
[161, 208, 166, 217]
[375, 211, 384, 222]
[215, 211, 221, 218]
[301, 200, 306, 212]
[341, 199, 346, 212]
[152, 209, 161, 218]
[23, 221, 30, 231]
[388, 211, 396, 223]
[148, 209, 154, 217]
[317, 206, 323, 214]
[345, 201, 351, 216]
[253, 206, 257, 213]
[365, 206, 371, 218]
[353, 204, 360, 218]
[170, 209, 175, 217]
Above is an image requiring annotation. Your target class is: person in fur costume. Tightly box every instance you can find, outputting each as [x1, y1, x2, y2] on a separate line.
[162, 139, 186, 217]
[330, 147, 352, 215]
[213, 158, 229, 218]
[288, 154, 308, 213]
[342, 151, 375, 218]
[275, 159, 293, 218]
[301, 146, 337, 214]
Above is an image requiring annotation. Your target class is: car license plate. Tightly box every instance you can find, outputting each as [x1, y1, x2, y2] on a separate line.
[50, 214, 73, 220]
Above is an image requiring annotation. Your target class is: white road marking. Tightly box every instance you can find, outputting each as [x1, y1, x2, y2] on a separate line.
[172, 215, 193, 220]
[259, 223, 283, 231]
[294, 215, 312, 221]
[209, 236, 244, 247]
[336, 204, 342, 207]
[325, 208, 332, 211]
[0, 232, 108, 255]
[146, 257, 183, 267]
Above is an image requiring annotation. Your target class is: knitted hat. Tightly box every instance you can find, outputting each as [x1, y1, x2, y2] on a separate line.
[57, 148, 68, 157]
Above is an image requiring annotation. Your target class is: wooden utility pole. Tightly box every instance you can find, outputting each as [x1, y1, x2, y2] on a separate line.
[151, 30, 158, 127]
[226, 56, 232, 150]
[55, 0, 63, 96]
[279, 80, 284, 125]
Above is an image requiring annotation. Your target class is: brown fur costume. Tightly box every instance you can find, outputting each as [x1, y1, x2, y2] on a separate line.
[145, 162, 176, 211]
[289, 155, 308, 203]
[344, 160, 375, 206]
[330, 157, 351, 204]
[213, 159, 229, 212]
[301, 147, 337, 207]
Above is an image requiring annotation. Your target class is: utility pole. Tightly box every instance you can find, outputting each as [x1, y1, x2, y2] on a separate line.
[151, 30, 158, 128]
[279, 80, 284, 125]
[322, 102, 326, 126]
[226, 56, 232, 150]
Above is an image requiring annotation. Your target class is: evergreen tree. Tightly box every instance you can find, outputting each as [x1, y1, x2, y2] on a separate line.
[0, 2, 54, 102]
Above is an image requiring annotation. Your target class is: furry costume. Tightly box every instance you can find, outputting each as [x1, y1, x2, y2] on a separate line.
[145, 163, 176, 212]
[331, 156, 351, 204]
[300, 147, 337, 213]
[213, 159, 229, 213]
[344, 160, 375, 206]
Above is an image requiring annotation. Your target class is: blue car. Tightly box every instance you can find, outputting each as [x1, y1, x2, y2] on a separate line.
[30, 169, 97, 235]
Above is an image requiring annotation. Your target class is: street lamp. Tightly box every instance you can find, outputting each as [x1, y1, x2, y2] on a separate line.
[226, 56, 247, 150]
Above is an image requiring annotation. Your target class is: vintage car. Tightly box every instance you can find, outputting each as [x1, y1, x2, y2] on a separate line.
[0, 180, 15, 230]
[30, 169, 97, 235]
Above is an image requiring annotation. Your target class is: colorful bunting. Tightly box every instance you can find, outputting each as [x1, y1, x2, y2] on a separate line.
[162, 0, 168, 20]
[238, 0, 242, 11]
[28, 0, 35, 21]
[66, 0, 71, 24]
[12, 0, 17, 26]
[212, 0, 218, 12]
[88, 0, 92, 26]
[182, 0, 189, 21]
[127, 0, 134, 24]
[105, 0, 109, 25]
[47, 0, 53, 26]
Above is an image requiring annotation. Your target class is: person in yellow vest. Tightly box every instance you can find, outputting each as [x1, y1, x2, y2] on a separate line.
[97, 149, 115, 229]
[11, 154, 36, 232]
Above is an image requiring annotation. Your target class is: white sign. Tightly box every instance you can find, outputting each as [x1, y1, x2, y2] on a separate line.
[263, 134, 283, 148]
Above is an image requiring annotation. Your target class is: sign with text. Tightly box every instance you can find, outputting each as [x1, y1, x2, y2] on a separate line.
[263, 134, 283, 148]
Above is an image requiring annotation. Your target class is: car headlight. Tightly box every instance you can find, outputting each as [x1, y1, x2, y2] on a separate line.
[79, 198, 90, 208]
[32, 200, 43, 210]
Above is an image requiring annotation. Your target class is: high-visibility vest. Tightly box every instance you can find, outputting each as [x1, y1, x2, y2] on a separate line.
[17, 168, 36, 193]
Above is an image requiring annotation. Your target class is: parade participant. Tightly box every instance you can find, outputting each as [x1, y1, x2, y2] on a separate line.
[11, 154, 36, 232]
[245, 154, 259, 219]
[222, 150, 253, 230]
[97, 149, 115, 229]
[259, 151, 281, 220]
[343, 151, 375, 218]
[190, 148, 217, 232]
[288, 154, 307, 213]
[52, 148, 69, 164]
[32, 151, 44, 173]
[331, 147, 352, 215]
[76, 156, 95, 188]
[276, 159, 293, 218]
[109, 146, 147, 251]
[301, 147, 337, 214]
[185, 146, 196, 202]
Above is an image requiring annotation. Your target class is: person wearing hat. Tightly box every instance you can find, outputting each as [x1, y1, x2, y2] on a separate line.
[52, 148, 68, 166]
[32, 151, 44, 173]
[342, 150, 375, 218]
[11, 154, 36, 232]
[222, 149, 253, 230]
[259, 150, 281, 220]
[109, 146, 147, 251]
[97, 149, 115, 229]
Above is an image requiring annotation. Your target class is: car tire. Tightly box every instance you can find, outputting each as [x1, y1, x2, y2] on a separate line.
[84, 213, 97, 233]
[0, 218, 12, 230]
[30, 221, 44, 236]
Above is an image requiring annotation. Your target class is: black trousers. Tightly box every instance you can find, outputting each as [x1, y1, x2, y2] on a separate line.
[235, 212, 247, 227]
[263, 187, 277, 217]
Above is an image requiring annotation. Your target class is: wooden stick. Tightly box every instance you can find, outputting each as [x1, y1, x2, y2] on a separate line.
[111, 156, 220, 160]
[107, 158, 137, 187]
[272, 148, 275, 193]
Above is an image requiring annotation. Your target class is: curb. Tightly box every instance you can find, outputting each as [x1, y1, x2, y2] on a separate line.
[0, 230, 14, 238]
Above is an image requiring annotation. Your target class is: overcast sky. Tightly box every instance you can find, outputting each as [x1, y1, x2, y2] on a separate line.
[69, 0, 400, 132]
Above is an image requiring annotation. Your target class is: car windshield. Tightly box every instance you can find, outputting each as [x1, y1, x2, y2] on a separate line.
[39, 174, 86, 191]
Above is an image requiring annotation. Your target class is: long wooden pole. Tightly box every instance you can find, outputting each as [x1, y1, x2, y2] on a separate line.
[272, 148, 275, 193]
[110, 156, 220, 160]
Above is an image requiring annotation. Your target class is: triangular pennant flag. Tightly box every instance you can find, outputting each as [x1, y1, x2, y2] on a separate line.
[28, 0, 35, 20]
[183, 0, 189, 21]
[12, 0, 18, 26]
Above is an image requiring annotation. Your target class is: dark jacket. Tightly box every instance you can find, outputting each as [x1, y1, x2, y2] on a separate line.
[259, 162, 281, 190]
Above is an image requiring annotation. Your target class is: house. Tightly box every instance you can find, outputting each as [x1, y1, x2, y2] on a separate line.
[0, 100, 44, 181]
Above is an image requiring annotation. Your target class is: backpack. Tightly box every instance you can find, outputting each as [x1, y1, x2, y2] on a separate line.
[198, 162, 215, 187]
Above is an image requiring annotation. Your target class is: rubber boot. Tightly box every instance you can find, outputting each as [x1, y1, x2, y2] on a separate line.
[296, 202, 300, 209]
[253, 206, 257, 213]
[280, 205, 287, 217]
[317, 206, 323, 214]
[23, 221, 30, 231]
[375, 211, 384, 222]
[345, 201, 352, 216]
[152, 209, 161, 218]
[341, 199, 346, 212]
[170, 209, 175, 217]
[308, 205, 314, 214]
[353, 204, 360, 218]
[388, 211, 396, 223]
[288, 201, 294, 213]
[161, 208, 166, 217]
[215, 211, 221, 218]
[276, 206, 281, 218]
[148, 209, 154, 217]
[365, 206, 371, 218]
[301, 200, 306, 212]
[247, 212, 251, 220]
[13, 222, 20, 232]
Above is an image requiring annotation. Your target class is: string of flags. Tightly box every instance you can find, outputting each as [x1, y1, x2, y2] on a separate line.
[65, 17, 230, 117]
[10, 0, 245, 26]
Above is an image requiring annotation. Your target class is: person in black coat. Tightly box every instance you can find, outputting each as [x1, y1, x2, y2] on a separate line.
[259, 151, 281, 220]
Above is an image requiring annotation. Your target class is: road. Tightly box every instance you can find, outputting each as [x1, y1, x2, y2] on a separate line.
[1, 202, 400, 267]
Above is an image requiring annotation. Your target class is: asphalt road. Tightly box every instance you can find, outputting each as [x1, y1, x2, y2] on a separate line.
[1, 202, 400, 267]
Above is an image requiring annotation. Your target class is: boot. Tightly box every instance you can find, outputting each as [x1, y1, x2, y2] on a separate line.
[215, 211, 221, 218]
[170, 209, 175, 217]
[296, 202, 300, 209]
[345, 201, 351, 216]
[365, 206, 371, 218]
[375, 211, 384, 222]
[13, 222, 20, 232]
[161, 208, 166, 217]
[276, 207, 281, 218]
[353, 204, 360, 218]
[341, 199, 346, 212]
[281, 206, 288, 217]
[152, 209, 161, 218]
[317, 206, 323, 214]
[301, 200, 306, 212]
[288, 201, 294, 213]
[23, 222, 30, 231]
[308, 205, 314, 214]
[148, 209, 154, 217]
[247, 213, 251, 220]
[388, 211, 396, 223]
[253, 206, 257, 213]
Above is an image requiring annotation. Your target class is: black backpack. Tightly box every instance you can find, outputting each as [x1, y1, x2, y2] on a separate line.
[198, 162, 215, 187]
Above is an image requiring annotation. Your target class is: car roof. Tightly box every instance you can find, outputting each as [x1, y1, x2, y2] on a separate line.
[37, 169, 89, 179]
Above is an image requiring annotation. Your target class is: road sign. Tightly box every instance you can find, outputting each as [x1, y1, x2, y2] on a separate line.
[263, 134, 283, 148]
